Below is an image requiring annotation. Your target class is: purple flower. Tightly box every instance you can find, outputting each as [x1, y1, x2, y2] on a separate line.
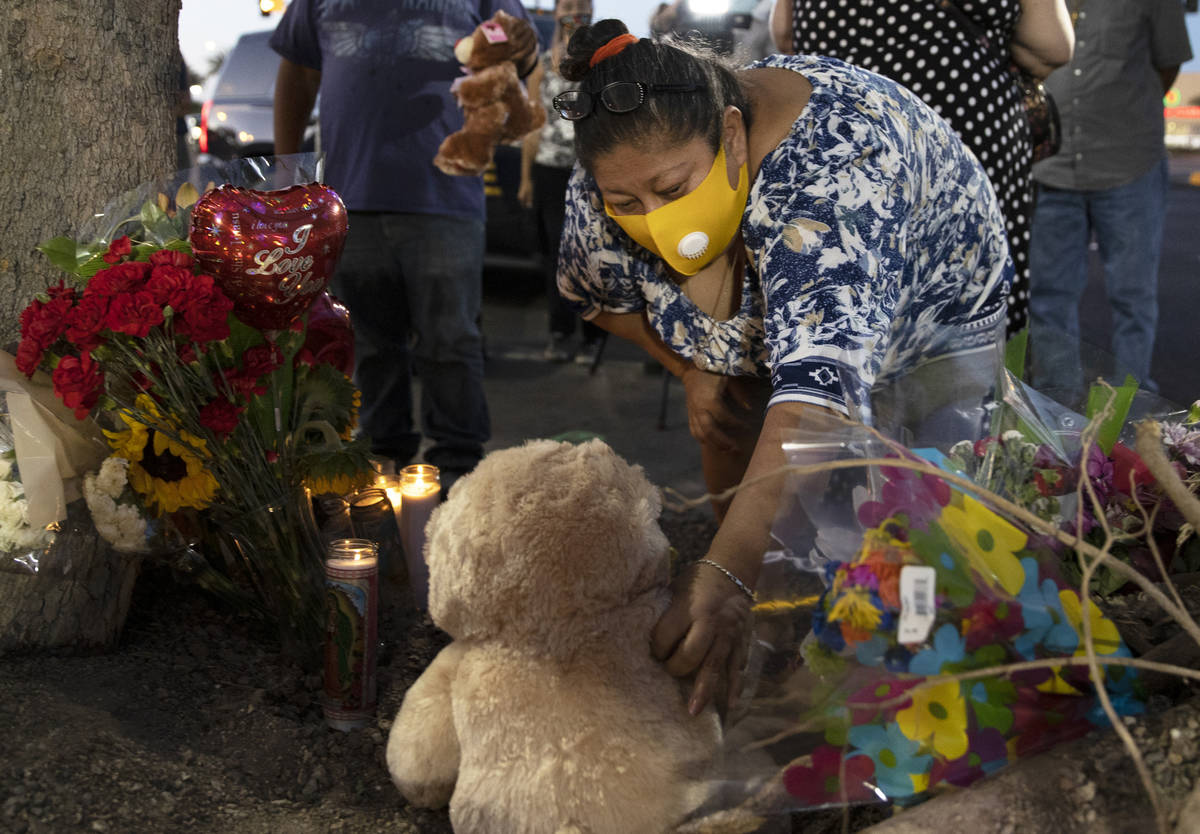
[858, 459, 951, 531]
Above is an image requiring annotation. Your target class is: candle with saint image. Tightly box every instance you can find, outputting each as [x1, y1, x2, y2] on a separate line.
[399, 464, 440, 609]
[322, 538, 378, 731]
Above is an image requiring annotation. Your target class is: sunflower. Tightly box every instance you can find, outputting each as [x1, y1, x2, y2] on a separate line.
[103, 394, 219, 515]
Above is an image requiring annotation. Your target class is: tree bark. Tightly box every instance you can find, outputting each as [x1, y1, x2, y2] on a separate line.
[0, 0, 178, 649]
[0, 0, 180, 345]
[0, 500, 142, 654]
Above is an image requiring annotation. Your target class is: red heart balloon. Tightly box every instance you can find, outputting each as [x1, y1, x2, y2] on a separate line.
[189, 183, 349, 331]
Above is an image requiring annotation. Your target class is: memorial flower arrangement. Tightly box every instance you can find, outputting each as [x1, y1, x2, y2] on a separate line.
[746, 397, 1200, 812]
[786, 456, 1140, 806]
[13, 177, 374, 660]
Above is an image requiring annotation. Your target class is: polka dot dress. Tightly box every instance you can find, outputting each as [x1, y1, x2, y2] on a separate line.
[790, 0, 1032, 333]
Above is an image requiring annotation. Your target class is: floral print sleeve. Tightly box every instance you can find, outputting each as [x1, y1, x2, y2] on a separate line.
[747, 55, 1011, 414]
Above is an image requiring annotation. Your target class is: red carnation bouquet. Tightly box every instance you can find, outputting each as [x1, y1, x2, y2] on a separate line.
[13, 160, 373, 661]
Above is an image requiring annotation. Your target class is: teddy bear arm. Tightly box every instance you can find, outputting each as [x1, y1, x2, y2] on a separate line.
[386, 641, 466, 808]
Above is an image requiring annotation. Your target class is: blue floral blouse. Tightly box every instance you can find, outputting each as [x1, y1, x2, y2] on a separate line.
[557, 54, 1012, 416]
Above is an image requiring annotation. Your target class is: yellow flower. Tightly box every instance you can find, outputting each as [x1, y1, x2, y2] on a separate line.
[939, 494, 1026, 596]
[104, 395, 218, 516]
[828, 587, 883, 631]
[896, 679, 968, 760]
[1059, 590, 1123, 656]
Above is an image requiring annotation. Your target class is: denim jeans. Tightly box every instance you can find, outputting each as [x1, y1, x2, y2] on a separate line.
[1028, 156, 1169, 397]
[331, 212, 490, 473]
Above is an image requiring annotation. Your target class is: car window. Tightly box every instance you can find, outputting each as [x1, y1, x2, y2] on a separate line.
[215, 32, 279, 99]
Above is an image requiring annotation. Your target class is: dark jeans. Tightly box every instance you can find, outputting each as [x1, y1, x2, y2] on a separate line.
[533, 163, 602, 342]
[1028, 157, 1169, 396]
[332, 212, 490, 473]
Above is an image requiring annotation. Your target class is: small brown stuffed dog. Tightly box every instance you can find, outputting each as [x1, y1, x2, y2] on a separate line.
[433, 10, 547, 177]
[386, 439, 721, 833]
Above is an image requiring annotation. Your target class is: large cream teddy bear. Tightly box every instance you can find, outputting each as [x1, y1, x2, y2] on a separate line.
[386, 439, 721, 833]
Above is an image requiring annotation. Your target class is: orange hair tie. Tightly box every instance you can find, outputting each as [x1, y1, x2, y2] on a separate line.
[589, 33, 638, 68]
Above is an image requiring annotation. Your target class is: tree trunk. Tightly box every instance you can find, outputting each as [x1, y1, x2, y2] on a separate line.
[0, 0, 178, 649]
[0, 0, 180, 345]
[0, 500, 142, 654]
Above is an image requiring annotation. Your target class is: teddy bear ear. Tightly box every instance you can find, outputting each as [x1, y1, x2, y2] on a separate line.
[454, 36, 474, 64]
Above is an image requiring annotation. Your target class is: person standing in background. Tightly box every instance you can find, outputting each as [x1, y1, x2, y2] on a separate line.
[1028, 0, 1192, 401]
[770, 0, 1074, 336]
[270, 0, 538, 492]
[519, 0, 605, 364]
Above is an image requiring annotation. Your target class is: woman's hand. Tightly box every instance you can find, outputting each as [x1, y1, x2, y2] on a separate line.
[517, 175, 533, 209]
[681, 367, 757, 454]
[652, 558, 753, 718]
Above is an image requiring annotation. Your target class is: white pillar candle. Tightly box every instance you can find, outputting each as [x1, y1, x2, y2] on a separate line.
[399, 464, 440, 610]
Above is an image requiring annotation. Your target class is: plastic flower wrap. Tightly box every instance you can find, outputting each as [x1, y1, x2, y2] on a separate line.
[726, 419, 1142, 813]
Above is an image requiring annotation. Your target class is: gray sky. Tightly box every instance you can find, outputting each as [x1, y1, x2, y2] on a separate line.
[178, 0, 1200, 85]
[178, 0, 652, 77]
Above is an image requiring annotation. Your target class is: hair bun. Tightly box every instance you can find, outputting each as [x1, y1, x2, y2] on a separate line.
[559, 19, 630, 82]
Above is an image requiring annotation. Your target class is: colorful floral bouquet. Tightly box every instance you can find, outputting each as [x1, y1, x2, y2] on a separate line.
[13, 162, 374, 660]
[740, 423, 1143, 811]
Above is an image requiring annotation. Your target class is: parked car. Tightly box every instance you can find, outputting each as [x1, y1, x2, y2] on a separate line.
[197, 30, 318, 161]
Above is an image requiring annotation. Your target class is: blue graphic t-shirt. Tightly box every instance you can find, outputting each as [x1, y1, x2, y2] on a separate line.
[271, 0, 533, 218]
[557, 55, 1012, 415]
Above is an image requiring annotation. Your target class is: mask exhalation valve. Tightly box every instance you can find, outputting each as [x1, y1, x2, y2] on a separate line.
[677, 231, 710, 260]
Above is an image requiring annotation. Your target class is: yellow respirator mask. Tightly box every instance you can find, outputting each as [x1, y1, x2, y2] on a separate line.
[605, 145, 749, 277]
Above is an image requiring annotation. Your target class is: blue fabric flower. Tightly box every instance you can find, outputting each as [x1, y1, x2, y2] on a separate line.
[855, 635, 890, 667]
[1014, 557, 1078, 659]
[909, 623, 966, 675]
[847, 723, 932, 799]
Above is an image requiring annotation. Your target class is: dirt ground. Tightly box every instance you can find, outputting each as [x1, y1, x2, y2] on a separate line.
[2, 507, 1199, 834]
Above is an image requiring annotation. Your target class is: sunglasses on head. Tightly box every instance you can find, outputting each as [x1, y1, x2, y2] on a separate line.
[552, 81, 704, 121]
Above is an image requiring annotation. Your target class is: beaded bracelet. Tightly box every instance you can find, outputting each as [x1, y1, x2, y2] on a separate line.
[697, 559, 757, 602]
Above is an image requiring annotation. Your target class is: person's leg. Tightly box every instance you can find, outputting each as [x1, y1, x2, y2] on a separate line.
[1089, 157, 1169, 392]
[331, 212, 420, 466]
[1028, 183, 1091, 400]
[533, 163, 577, 360]
[389, 214, 490, 482]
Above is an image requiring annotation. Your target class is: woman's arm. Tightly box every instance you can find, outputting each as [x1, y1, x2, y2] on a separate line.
[1011, 0, 1074, 79]
[652, 399, 839, 714]
[769, 0, 795, 55]
[518, 62, 545, 209]
[594, 311, 759, 455]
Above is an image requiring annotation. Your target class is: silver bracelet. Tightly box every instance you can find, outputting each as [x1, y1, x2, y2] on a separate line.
[697, 559, 756, 602]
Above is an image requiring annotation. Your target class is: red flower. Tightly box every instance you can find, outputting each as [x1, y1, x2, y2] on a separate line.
[242, 342, 284, 378]
[88, 261, 151, 297]
[14, 336, 44, 377]
[46, 280, 76, 302]
[101, 236, 132, 264]
[65, 293, 110, 350]
[783, 745, 878, 805]
[199, 396, 242, 437]
[176, 287, 234, 344]
[228, 342, 284, 397]
[149, 249, 194, 269]
[104, 290, 165, 338]
[146, 265, 197, 310]
[51, 352, 104, 420]
[20, 295, 73, 350]
[1111, 442, 1155, 496]
[177, 343, 198, 365]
